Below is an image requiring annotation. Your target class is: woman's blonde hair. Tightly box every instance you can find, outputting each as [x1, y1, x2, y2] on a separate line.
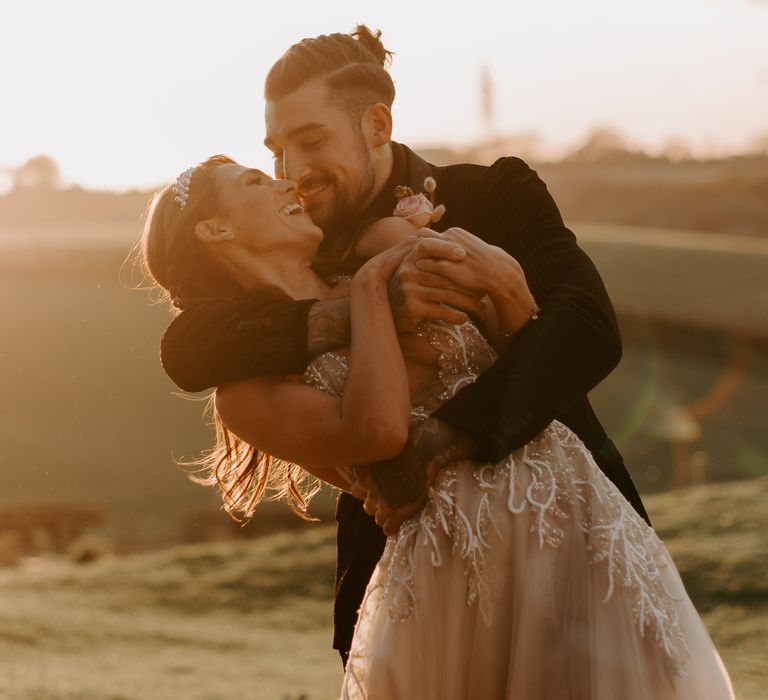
[135, 155, 320, 521]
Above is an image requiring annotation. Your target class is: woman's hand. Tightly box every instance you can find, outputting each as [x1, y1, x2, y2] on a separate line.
[354, 236, 417, 284]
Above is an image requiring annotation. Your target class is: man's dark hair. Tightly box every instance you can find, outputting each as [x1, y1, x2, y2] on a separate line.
[264, 25, 395, 120]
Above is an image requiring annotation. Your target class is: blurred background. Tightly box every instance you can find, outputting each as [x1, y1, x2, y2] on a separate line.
[1, 1, 766, 698]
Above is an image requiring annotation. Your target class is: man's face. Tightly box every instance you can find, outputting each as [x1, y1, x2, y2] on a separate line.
[264, 81, 377, 231]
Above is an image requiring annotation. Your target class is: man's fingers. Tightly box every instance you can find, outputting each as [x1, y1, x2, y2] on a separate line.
[413, 270, 469, 292]
[350, 481, 368, 501]
[396, 297, 467, 324]
[381, 501, 424, 536]
[364, 492, 383, 517]
[415, 257, 479, 291]
[382, 515, 409, 536]
[423, 288, 486, 314]
[415, 258, 485, 297]
[421, 304, 468, 325]
[364, 489, 389, 523]
[374, 504, 393, 527]
[413, 237, 466, 262]
[415, 256, 457, 275]
[382, 518, 401, 537]
[349, 465, 374, 501]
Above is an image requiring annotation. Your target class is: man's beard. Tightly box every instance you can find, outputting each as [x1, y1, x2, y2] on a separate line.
[316, 122, 377, 233]
[321, 158, 377, 237]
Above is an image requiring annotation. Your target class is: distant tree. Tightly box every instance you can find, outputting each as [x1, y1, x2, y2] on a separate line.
[13, 155, 61, 190]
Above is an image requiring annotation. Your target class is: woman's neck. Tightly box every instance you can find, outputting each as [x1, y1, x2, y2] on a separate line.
[233, 253, 333, 301]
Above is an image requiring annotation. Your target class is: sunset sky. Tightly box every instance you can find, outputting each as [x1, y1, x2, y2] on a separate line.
[2, 0, 767, 191]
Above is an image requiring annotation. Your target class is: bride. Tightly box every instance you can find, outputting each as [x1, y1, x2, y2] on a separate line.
[140, 155, 734, 699]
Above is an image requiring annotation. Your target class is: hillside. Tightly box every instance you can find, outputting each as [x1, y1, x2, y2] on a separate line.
[2, 153, 768, 240]
[0, 476, 765, 699]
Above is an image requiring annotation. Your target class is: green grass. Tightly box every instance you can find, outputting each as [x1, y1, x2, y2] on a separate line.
[0, 477, 765, 699]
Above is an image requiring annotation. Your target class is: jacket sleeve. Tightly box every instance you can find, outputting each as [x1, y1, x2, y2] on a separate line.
[160, 294, 318, 392]
[434, 158, 622, 462]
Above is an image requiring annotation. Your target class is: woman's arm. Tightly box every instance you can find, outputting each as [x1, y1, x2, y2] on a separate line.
[215, 240, 414, 479]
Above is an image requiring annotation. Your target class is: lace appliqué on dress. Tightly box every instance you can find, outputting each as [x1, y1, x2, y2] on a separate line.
[508, 423, 690, 676]
[303, 350, 349, 396]
[303, 319, 690, 677]
[414, 319, 498, 400]
[376, 321, 689, 676]
[375, 320, 500, 624]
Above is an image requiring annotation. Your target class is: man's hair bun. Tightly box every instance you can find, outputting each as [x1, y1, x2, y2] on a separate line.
[351, 24, 393, 68]
[265, 24, 396, 111]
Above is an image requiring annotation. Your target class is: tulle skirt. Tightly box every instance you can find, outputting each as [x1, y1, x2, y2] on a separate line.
[340, 421, 734, 699]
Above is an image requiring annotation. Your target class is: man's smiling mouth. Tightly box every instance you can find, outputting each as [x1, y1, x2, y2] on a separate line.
[299, 181, 330, 201]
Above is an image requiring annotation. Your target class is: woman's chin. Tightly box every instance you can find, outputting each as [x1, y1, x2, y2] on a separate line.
[301, 218, 323, 242]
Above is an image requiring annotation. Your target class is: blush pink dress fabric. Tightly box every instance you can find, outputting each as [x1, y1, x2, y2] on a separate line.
[304, 320, 734, 700]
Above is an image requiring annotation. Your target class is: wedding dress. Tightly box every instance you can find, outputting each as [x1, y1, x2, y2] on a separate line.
[303, 319, 734, 699]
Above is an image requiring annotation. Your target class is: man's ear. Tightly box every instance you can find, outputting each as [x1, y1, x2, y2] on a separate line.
[365, 103, 393, 149]
[194, 220, 234, 243]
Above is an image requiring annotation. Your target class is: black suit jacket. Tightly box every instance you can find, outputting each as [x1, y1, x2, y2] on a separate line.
[160, 142, 649, 654]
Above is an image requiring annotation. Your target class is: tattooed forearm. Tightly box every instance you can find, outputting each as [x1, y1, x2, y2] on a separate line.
[367, 417, 474, 508]
[307, 298, 352, 357]
[367, 440, 427, 508]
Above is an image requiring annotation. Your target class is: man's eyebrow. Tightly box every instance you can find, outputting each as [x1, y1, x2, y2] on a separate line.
[264, 122, 327, 149]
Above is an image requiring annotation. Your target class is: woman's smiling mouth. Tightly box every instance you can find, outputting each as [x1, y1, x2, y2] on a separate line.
[280, 202, 305, 216]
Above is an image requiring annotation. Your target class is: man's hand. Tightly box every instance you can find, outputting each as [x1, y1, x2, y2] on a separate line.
[348, 417, 474, 535]
[350, 465, 426, 536]
[414, 227, 537, 336]
[387, 238, 487, 333]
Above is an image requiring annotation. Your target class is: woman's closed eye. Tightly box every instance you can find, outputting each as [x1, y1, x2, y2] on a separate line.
[303, 138, 325, 150]
[243, 169, 269, 186]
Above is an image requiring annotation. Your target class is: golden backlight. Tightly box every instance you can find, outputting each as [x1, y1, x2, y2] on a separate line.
[0, 2, 766, 698]
[1, 0, 766, 190]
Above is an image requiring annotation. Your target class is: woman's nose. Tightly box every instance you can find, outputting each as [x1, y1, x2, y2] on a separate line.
[276, 179, 297, 195]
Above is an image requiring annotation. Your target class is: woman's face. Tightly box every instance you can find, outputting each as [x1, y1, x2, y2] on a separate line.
[210, 163, 323, 255]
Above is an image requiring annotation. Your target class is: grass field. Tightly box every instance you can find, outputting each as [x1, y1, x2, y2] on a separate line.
[0, 476, 765, 699]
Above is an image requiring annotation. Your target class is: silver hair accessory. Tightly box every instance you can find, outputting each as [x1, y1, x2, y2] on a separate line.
[172, 166, 196, 209]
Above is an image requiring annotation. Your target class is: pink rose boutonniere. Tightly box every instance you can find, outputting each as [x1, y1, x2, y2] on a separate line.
[393, 192, 433, 227]
[392, 177, 446, 228]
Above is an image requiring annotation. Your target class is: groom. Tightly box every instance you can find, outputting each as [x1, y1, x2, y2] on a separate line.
[160, 25, 649, 665]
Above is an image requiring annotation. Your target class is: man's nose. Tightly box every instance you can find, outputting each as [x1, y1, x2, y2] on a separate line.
[282, 154, 309, 185]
